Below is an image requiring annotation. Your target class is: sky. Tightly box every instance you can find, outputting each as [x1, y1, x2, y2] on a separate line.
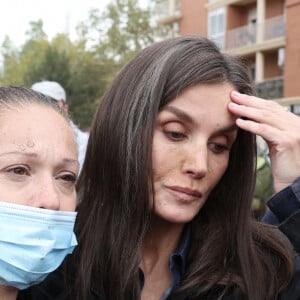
[0, 0, 110, 47]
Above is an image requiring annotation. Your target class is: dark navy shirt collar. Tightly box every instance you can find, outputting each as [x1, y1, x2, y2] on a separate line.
[140, 224, 191, 299]
[170, 223, 191, 279]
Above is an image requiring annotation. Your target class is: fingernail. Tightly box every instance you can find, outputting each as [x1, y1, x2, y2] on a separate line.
[232, 91, 241, 99]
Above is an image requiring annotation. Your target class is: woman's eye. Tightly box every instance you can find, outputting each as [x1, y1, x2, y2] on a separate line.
[210, 143, 229, 154]
[7, 166, 29, 176]
[59, 173, 77, 183]
[165, 131, 186, 141]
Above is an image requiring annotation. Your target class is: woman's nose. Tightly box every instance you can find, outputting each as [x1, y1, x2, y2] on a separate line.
[32, 177, 60, 210]
[183, 145, 208, 179]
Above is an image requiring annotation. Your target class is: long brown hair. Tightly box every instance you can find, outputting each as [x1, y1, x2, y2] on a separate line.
[74, 36, 294, 300]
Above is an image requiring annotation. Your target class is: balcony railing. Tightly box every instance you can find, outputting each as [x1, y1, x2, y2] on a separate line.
[256, 77, 283, 100]
[226, 15, 285, 50]
[264, 15, 285, 40]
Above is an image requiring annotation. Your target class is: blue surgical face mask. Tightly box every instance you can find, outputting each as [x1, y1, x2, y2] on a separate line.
[0, 201, 77, 290]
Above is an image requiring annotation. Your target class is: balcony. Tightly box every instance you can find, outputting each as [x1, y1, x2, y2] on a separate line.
[255, 78, 300, 115]
[256, 77, 283, 99]
[206, 0, 256, 11]
[225, 15, 285, 54]
[156, 0, 181, 25]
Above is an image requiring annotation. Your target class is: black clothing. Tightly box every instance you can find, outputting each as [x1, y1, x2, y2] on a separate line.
[262, 177, 300, 253]
[17, 255, 300, 299]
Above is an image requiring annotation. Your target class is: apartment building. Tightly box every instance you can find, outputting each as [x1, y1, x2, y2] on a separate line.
[157, 0, 300, 113]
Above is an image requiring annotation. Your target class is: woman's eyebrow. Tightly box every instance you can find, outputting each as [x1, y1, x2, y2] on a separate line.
[0, 152, 78, 165]
[163, 105, 195, 125]
[216, 124, 238, 134]
[0, 151, 38, 158]
[162, 106, 238, 135]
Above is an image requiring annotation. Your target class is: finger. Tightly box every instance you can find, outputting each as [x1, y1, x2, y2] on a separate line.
[236, 117, 299, 153]
[230, 91, 283, 112]
[228, 99, 297, 130]
[235, 118, 280, 140]
[228, 101, 279, 125]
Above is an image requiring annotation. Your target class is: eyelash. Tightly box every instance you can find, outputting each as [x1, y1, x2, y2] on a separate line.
[6, 166, 30, 176]
[210, 143, 230, 154]
[6, 166, 77, 184]
[59, 174, 77, 183]
[164, 131, 230, 152]
[164, 130, 186, 141]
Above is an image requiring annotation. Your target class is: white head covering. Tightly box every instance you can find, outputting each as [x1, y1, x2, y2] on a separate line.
[31, 81, 66, 102]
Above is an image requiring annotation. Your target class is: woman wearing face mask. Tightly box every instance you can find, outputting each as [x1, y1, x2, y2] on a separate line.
[19, 37, 300, 300]
[0, 87, 79, 300]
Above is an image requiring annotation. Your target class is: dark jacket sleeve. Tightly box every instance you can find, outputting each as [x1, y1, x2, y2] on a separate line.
[279, 255, 300, 300]
[262, 177, 300, 253]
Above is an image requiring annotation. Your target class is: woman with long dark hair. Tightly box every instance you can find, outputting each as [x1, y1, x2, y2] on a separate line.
[19, 36, 300, 300]
[73, 36, 300, 300]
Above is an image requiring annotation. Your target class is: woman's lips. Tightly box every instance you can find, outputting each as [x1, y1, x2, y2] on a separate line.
[168, 186, 202, 202]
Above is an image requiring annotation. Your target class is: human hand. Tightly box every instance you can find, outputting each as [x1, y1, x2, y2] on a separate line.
[228, 91, 300, 192]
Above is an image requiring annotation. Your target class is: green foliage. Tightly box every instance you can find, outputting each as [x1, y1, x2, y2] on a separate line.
[99, 0, 158, 65]
[252, 154, 274, 220]
[67, 51, 109, 130]
[0, 0, 167, 128]
[24, 44, 71, 86]
[25, 19, 48, 41]
[77, 0, 167, 68]
[0, 36, 23, 85]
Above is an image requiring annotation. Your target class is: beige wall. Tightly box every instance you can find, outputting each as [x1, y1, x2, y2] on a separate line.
[227, 6, 244, 29]
[264, 50, 281, 78]
[266, 0, 284, 18]
[227, 3, 257, 30]
[180, 0, 207, 35]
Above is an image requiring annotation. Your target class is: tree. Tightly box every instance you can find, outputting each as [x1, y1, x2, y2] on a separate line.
[0, 21, 49, 86]
[0, 0, 167, 128]
[0, 36, 23, 85]
[67, 49, 109, 130]
[25, 19, 47, 41]
[24, 43, 71, 87]
[78, 0, 167, 67]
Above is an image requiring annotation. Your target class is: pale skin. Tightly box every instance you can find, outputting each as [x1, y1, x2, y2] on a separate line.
[0, 104, 78, 300]
[141, 83, 237, 300]
[140, 84, 300, 300]
[228, 91, 300, 192]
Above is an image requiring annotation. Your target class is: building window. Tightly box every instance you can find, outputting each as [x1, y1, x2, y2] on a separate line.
[208, 8, 225, 49]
